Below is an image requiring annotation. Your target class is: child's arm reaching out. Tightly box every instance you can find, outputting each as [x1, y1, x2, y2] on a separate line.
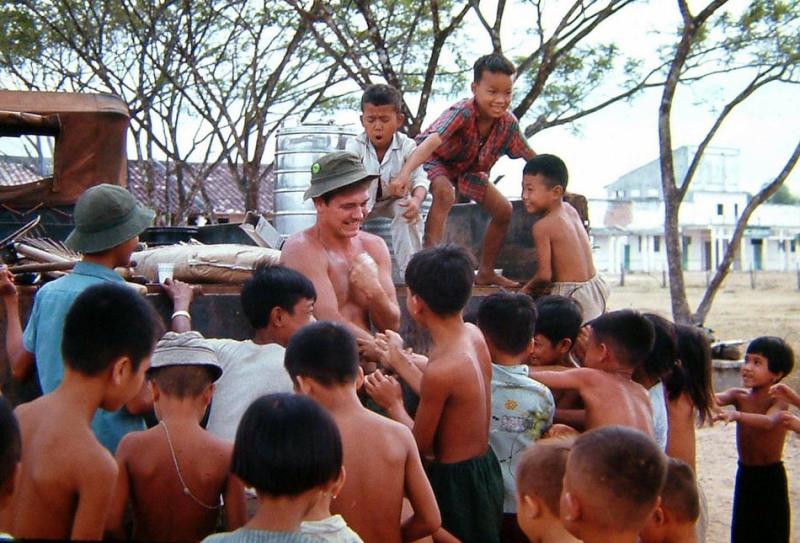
[770, 383, 800, 408]
[714, 401, 787, 429]
[778, 411, 800, 434]
[531, 368, 590, 391]
[521, 221, 553, 297]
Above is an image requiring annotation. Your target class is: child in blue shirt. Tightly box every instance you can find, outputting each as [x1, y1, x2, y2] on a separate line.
[477, 292, 554, 543]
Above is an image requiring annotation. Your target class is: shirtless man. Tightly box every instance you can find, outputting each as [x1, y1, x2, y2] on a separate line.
[365, 245, 503, 543]
[531, 310, 656, 436]
[285, 321, 440, 543]
[520, 154, 609, 323]
[280, 151, 401, 347]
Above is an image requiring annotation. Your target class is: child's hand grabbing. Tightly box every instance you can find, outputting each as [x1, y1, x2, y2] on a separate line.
[778, 411, 800, 434]
[388, 171, 411, 198]
[398, 197, 421, 224]
[713, 410, 740, 424]
[364, 369, 403, 411]
[0, 265, 17, 298]
[770, 383, 800, 408]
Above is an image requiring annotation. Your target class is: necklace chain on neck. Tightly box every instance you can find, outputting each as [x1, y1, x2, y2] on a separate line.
[160, 420, 222, 510]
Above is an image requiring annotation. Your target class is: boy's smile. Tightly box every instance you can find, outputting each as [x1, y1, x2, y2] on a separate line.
[521, 174, 558, 213]
[741, 352, 778, 388]
[471, 70, 513, 120]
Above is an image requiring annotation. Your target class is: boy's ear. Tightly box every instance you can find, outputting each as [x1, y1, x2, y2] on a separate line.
[270, 306, 285, 328]
[359, 114, 366, 127]
[560, 490, 581, 523]
[202, 383, 216, 407]
[470, 80, 477, 94]
[331, 465, 346, 498]
[519, 494, 542, 519]
[355, 366, 365, 391]
[110, 356, 133, 385]
[557, 338, 573, 355]
[294, 375, 313, 396]
[397, 112, 406, 126]
[148, 380, 160, 402]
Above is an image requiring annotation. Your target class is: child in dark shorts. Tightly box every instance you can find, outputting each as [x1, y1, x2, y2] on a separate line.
[715, 336, 794, 543]
[365, 245, 503, 543]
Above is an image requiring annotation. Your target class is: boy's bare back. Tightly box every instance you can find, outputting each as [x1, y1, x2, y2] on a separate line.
[113, 422, 244, 541]
[534, 368, 654, 437]
[333, 407, 433, 543]
[416, 323, 492, 463]
[533, 203, 595, 283]
[12, 396, 117, 540]
[722, 388, 787, 465]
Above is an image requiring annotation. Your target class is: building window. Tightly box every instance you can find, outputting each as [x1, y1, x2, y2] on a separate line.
[638, 235, 642, 251]
[717, 203, 724, 216]
[791, 240, 796, 253]
[654, 236, 661, 252]
[734, 203, 739, 217]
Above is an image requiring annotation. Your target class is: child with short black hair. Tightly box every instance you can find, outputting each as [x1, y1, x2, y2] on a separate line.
[167, 264, 317, 442]
[107, 331, 247, 542]
[715, 336, 795, 543]
[396, 53, 536, 287]
[561, 426, 667, 543]
[639, 458, 700, 543]
[346, 84, 429, 276]
[532, 310, 655, 436]
[519, 154, 608, 321]
[529, 295, 583, 369]
[0, 397, 20, 538]
[515, 437, 578, 543]
[203, 393, 343, 543]
[477, 292, 554, 543]
[365, 244, 503, 543]
[11, 283, 162, 540]
[285, 321, 440, 543]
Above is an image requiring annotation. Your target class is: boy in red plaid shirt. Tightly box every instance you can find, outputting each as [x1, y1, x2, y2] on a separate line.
[395, 53, 536, 287]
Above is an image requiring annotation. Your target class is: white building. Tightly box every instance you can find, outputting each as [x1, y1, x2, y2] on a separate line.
[590, 146, 800, 273]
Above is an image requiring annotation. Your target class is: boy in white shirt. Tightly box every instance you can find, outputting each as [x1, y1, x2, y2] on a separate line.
[346, 84, 429, 276]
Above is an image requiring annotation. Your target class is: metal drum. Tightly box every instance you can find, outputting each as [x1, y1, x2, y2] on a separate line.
[274, 123, 357, 239]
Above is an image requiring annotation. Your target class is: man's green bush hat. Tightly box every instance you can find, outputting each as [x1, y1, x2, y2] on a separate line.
[303, 151, 378, 200]
[65, 184, 155, 254]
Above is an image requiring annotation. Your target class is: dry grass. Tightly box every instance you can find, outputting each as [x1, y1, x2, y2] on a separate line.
[608, 271, 800, 542]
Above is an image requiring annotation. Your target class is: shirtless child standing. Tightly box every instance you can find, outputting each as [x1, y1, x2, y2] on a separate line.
[11, 284, 162, 540]
[715, 336, 794, 543]
[281, 151, 401, 347]
[520, 154, 608, 323]
[532, 310, 655, 436]
[107, 332, 247, 541]
[285, 321, 440, 543]
[366, 245, 503, 543]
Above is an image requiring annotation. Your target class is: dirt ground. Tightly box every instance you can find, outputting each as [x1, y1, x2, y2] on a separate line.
[608, 271, 800, 542]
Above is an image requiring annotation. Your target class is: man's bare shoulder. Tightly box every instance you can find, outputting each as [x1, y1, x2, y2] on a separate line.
[281, 228, 323, 257]
[358, 230, 391, 256]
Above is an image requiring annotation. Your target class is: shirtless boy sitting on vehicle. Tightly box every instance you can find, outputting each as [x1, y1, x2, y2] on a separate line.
[11, 284, 162, 540]
[280, 151, 401, 353]
[532, 310, 655, 437]
[520, 154, 608, 323]
[286, 321, 440, 543]
[365, 245, 503, 543]
[107, 332, 246, 542]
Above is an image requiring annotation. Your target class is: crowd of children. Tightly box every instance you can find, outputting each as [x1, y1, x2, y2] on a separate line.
[0, 51, 797, 543]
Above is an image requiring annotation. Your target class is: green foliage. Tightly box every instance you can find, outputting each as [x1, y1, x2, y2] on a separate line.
[768, 184, 800, 204]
